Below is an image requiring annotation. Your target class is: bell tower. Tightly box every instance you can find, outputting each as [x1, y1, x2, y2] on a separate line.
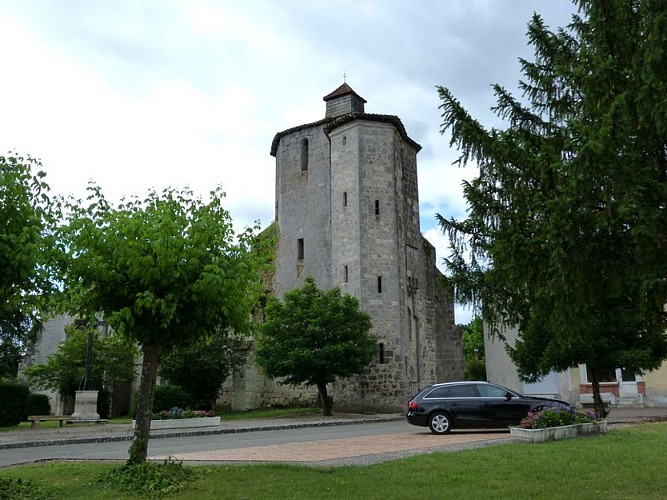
[269, 84, 463, 410]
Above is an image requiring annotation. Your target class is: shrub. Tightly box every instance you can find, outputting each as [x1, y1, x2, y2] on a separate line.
[132, 385, 191, 417]
[158, 330, 245, 410]
[153, 385, 190, 413]
[464, 357, 487, 381]
[100, 459, 203, 497]
[0, 381, 30, 426]
[152, 407, 215, 420]
[96, 389, 111, 419]
[0, 477, 52, 500]
[520, 402, 597, 429]
[26, 393, 52, 418]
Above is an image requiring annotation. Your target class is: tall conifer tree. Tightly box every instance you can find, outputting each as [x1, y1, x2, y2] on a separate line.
[438, 0, 667, 417]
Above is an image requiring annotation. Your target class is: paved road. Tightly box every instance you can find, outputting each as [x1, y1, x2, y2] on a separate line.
[2, 406, 665, 468]
[0, 419, 509, 468]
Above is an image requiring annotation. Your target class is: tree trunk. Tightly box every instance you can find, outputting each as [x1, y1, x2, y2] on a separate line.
[316, 381, 332, 417]
[127, 343, 161, 465]
[590, 368, 608, 419]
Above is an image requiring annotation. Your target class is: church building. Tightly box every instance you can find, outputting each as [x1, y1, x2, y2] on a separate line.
[262, 83, 464, 410]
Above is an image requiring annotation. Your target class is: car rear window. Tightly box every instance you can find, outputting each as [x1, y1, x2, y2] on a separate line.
[477, 384, 508, 398]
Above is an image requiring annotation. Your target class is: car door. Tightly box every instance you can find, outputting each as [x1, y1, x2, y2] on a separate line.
[440, 384, 482, 428]
[477, 383, 531, 427]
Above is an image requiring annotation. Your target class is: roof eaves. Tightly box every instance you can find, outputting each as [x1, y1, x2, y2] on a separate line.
[270, 117, 332, 157]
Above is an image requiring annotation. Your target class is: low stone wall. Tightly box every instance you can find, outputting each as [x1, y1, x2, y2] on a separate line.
[510, 421, 608, 443]
[133, 417, 221, 430]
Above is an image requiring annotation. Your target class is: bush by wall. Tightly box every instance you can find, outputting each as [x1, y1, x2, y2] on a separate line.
[0, 381, 30, 426]
[131, 385, 191, 418]
[153, 385, 190, 413]
[26, 393, 52, 417]
[97, 389, 111, 420]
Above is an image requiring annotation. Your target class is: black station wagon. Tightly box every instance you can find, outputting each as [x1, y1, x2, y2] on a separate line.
[406, 381, 571, 434]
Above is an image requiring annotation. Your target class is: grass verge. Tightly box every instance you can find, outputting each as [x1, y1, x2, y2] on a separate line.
[0, 408, 320, 432]
[216, 407, 321, 420]
[0, 422, 665, 499]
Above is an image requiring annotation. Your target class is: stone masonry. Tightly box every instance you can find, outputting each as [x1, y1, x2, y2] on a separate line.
[255, 83, 464, 411]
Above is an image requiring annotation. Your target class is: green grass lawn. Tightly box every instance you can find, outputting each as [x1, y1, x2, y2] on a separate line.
[217, 407, 321, 420]
[0, 407, 321, 432]
[1, 422, 665, 499]
[0, 418, 133, 432]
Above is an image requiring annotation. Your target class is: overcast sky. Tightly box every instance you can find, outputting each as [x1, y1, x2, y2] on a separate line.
[0, 1, 578, 323]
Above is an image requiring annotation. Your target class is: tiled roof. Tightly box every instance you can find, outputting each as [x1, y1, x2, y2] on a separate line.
[269, 117, 331, 156]
[324, 113, 421, 152]
[322, 83, 367, 103]
[270, 112, 421, 156]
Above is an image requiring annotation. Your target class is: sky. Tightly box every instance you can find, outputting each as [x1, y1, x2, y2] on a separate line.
[0, 1, 578, 324]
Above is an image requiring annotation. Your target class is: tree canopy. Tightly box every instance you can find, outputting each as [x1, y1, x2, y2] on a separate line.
[460, 317, 486, 381]
[57, 184, 264, 463]
[0, 310, 35, 380]
[437, 0, 667, 417]
[0, 154, 57, 379]
[255, 277, 376, 416]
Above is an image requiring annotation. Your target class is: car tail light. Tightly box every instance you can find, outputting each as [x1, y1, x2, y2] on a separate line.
[408, 401, 419, 411]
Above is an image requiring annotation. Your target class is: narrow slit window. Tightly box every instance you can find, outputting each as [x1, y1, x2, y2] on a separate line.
[300, 138, 309, 172]
[297, 238, 304, 260]
[379, 342, 385, 364]
[377, 276, 382, 293]
[375, 200, 380, 216]
[343, 192, 348, 207]
[344, 265, 349, 283]
[342, 136, 347, 146]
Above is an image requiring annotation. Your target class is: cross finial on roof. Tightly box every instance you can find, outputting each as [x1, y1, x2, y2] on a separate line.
[343, 70, 347, 83]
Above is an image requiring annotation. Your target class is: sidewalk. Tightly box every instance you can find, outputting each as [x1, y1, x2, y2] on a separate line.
[601, 405, 667, 424]
[0, 413, 403, 450]
[2, 406, 666, 451]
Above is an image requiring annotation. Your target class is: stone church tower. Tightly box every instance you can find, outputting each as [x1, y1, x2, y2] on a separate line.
[269, 83, 464, 410]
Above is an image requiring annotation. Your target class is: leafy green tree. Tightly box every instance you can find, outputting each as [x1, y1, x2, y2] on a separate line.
[0, 310, 38, 380]
[0, 154, 57, 378]
[56, 185, 262, 464]
[159, 329, 246, 410]
[437, 0, 667, 418]
[460, 316, 486, 380]
[460, 316, 484, 360]
[255, 277, 376, 416]
[24, 323, 135, 414]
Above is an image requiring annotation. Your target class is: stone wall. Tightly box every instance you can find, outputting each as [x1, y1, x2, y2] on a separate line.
[18, 314, 71, 414]
[220, 347, 319, 410]
[273, 126, 333, 296]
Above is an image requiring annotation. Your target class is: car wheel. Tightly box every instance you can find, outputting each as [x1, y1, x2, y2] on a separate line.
[428, 412, 452, 435]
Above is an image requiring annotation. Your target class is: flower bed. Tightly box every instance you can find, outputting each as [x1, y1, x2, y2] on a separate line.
[510, 420, 608, 443]
[152, 407, 216, 420]
[132, 407, 221, 430]
[510, 402, 607, 443]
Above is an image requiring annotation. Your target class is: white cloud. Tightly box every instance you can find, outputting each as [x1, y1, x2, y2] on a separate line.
[0, 0, 577, 304]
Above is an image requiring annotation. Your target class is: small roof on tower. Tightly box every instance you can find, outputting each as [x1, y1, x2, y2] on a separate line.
[322, 82, 367, 104]
[270, 84, 421, 156]
[323, 83, 367, 118]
